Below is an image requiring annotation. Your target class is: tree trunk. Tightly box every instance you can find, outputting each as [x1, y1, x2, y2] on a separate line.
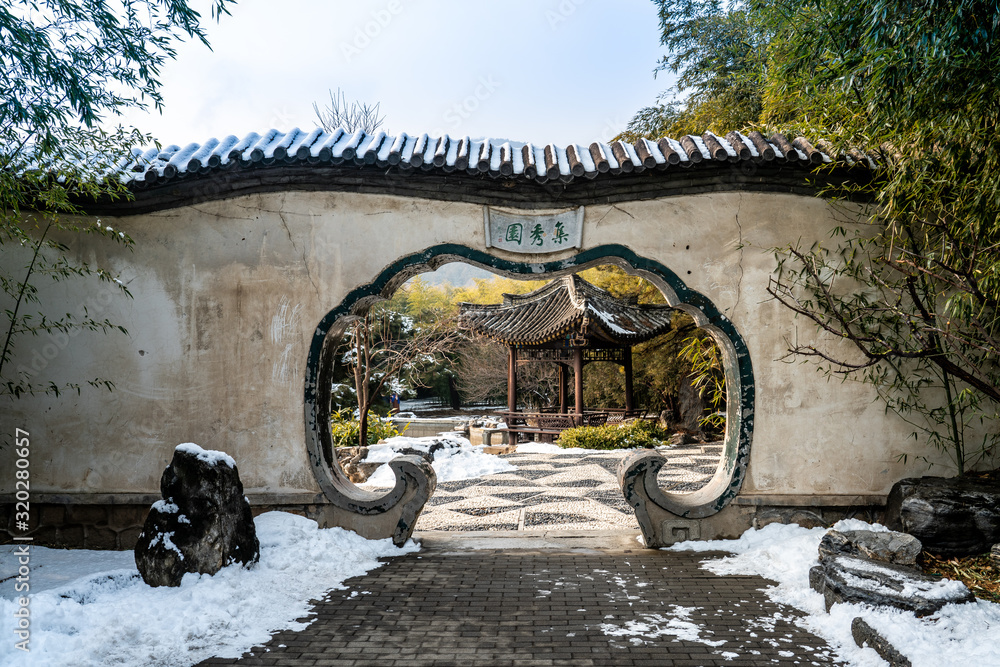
[353, 320, 371, 448]
[358, 401, 370, 448]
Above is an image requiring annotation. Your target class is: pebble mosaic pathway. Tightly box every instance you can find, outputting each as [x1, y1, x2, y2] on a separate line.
[415, 443, 723, 532]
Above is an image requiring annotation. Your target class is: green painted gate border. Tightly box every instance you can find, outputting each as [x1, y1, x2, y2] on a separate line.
[303, 243, 753, 516]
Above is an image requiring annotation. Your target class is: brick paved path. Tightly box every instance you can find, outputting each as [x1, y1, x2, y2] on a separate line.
[199, 532, 842, 667]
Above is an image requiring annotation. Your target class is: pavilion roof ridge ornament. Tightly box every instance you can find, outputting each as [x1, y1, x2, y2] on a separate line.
[112, 126, 855, 190]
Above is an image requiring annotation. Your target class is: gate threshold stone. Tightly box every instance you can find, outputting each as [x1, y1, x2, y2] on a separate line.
[414, 528, 642, 553]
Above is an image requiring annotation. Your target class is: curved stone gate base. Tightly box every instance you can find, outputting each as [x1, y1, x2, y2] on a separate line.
[310, 456, 436, 546]
[619, 450, 886, 547]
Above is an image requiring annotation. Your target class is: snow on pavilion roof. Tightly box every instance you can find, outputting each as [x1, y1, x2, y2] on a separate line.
[117, 126, 843, 188]
[458, 275, 676, 347]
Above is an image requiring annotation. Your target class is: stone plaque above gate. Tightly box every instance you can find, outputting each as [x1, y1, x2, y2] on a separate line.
[484, 206, 584, 254]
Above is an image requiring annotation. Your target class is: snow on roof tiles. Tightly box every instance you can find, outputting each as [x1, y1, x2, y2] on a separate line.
[120, 127, 833, 188]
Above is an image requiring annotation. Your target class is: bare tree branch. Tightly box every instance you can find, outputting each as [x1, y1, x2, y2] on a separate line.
[313, 88, 385, 135]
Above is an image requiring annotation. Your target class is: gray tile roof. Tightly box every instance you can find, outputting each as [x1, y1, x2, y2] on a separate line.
[459, 275, 676, 347]
[119, 127, 839, 188]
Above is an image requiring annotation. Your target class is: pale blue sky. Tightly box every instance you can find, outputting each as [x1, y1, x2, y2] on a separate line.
[118, 0, 676, 147]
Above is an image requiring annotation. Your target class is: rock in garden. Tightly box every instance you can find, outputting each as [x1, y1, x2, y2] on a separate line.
[884, 476, 1000, 556]
[851, 617, 912, 667]
[667, 431, 700, 446]
[337, 446, 382, 483]
[369, 436, 463, 464]
[818, 529, 922, 567]
[135, 443, 259, 587]
[809, 554, 974, 616]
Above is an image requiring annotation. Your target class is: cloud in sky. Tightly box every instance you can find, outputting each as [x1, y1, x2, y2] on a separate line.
[114, 0, 674, 147]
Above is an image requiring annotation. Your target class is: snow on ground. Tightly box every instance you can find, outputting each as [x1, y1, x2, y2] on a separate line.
[360, 435, 516, 486]
[599, 605, 727, 647]
[670, 520, 1000, 667]
[1, 546, 136, 599]
[0, 512, 417, 666]
[515, 442, 569, 454]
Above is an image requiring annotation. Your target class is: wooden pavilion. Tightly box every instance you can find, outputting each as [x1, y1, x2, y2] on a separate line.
[459, 275, 677, 436]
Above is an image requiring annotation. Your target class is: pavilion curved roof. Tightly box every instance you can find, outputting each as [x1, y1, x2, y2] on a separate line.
[458, 275, 675, 347]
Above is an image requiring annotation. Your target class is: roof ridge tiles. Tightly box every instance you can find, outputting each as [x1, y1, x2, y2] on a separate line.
[113, 125, 853, 190]
[454, 136, 471, 170]
[290, 127, 324, 161]
[268, 127, 301, 160]
[247, 129, 280, 162]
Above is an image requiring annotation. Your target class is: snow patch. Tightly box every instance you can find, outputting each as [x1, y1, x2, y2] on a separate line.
[151, 500, 179, 514]
[175, 442, 236, 468]
[600, 605, 726, 647]
[0, 512, 416, 666]
[360, 435, 516, 486]
[670, 520, 1000, 667]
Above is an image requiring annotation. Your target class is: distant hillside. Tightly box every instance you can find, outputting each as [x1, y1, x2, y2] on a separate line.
[415, 262, 496, 287]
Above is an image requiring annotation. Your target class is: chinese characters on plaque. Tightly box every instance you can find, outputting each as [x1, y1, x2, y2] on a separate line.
[484, 206, 584, 254]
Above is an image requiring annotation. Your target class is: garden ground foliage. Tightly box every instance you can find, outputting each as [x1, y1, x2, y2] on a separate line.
[329, 409, 404, 448]
[921, 552, 1000, 604]
[557, 420, 672, 451]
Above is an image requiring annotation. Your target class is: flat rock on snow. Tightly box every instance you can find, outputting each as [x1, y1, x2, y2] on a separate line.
[809, 554, 974, 616]
[818, 529, 922, 567]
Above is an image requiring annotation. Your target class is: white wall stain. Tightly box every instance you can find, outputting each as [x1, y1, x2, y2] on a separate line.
[270, 296, 303, 384]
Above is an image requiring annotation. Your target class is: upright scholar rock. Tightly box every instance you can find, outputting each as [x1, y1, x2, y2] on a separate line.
[135, 443, 260, 587]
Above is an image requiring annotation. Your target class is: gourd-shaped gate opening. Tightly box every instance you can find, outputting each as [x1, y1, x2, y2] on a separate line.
[302, 244, 754, 547]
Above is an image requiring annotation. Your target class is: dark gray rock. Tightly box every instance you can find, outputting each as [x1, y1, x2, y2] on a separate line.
[852, 617, 912, 667]
[667, 431, 700, 446]
[810, 554, 974, 616]
[135, 443, 259, 587]
[885, 476, 1000, 556]
[818, 530, 922, 567]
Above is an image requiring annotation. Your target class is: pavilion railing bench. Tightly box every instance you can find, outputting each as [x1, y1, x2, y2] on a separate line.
[605, 410, 648, 425]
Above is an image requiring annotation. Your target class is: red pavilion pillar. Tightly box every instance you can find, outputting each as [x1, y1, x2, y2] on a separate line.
[573, 348, 584, 424]
[507, 346, 518, 413]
